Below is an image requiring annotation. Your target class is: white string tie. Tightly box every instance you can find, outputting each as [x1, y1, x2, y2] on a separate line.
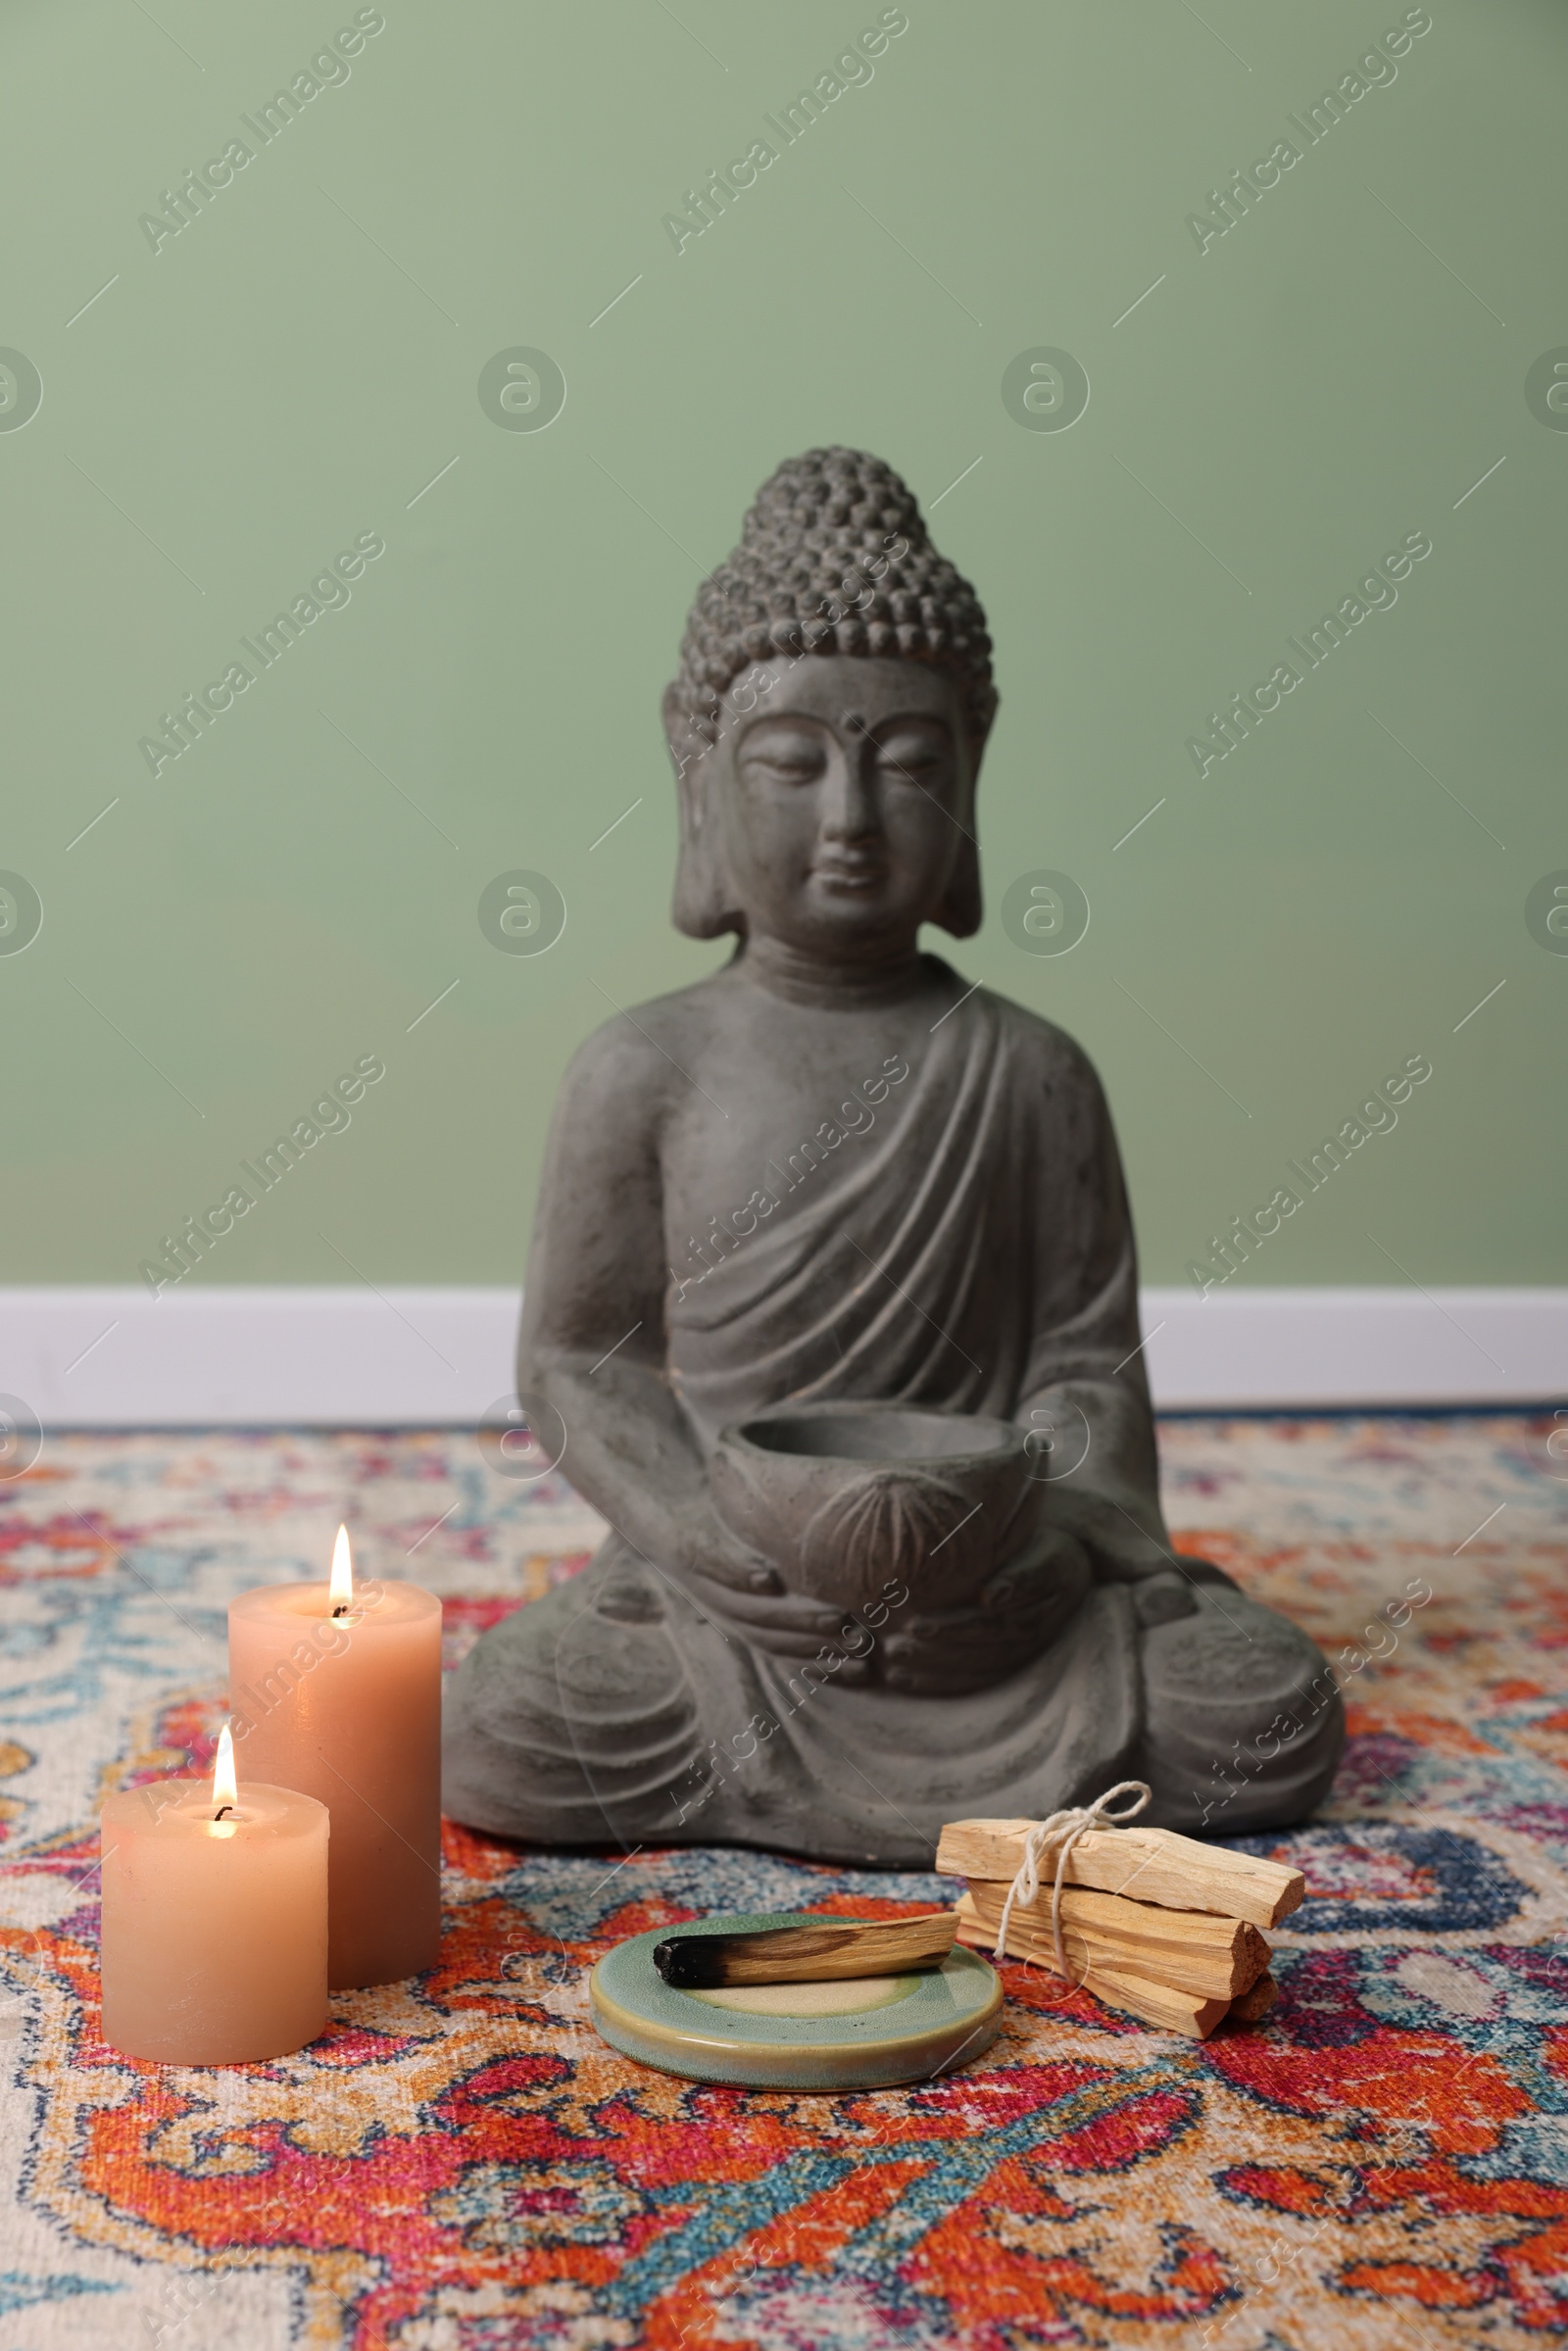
[992, 1780, 1152, 1977]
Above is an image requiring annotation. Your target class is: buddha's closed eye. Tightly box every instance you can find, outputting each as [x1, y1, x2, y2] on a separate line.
[740, 727, 828, 783]
[877, 728, 952, 783]
[879, 738, 944, 774]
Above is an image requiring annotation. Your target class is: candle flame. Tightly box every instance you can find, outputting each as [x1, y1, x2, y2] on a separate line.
[212, 1722, 238, 1815]
[330, 1522, 353, 1612]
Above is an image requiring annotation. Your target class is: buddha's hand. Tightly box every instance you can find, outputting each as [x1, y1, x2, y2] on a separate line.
[878, 1528, 1093, 1695]
[1036, 1484, 1239, 1596]
[681, 1516, 874, 1682]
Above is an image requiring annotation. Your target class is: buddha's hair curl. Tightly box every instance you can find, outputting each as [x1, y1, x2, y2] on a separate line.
[667, 447, 998, 754]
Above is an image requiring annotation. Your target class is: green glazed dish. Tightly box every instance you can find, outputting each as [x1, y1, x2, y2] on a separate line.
[589, 1912, 1003, 2091]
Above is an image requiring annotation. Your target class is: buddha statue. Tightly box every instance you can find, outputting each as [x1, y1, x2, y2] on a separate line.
[442, 448, 1343, 1866]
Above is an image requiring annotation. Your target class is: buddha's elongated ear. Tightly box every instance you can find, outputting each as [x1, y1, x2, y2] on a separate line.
[934, 833, 982, 938]
[932, 721, 989, 938]
[664, 684, 745, 941]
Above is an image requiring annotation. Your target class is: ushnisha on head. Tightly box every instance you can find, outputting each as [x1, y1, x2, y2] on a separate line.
[664, 449, 999, 956]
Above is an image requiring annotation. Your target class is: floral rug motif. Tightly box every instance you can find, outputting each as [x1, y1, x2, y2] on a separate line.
[2, 1415, 1567, 2350]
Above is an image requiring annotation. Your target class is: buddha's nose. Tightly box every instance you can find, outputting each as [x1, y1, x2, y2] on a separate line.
[820, 749, 880, 842]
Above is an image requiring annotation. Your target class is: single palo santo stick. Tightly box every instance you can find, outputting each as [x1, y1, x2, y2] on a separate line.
[956, 1887, 1268, 2003]
[652, 1912, 957, 1989]
[1087, 1961, 1230, 2040]
[953, 1915, 1229, 2038]
[1228, 1970, 1278, 2024]
[937, 1818, 1304, 1932]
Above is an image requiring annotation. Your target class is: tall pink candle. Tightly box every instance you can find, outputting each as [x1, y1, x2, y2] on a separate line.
[227, 1530, 441, 1989]
[101, 1735, 328, 2063]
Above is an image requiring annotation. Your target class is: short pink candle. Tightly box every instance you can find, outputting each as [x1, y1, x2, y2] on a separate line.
[100, 1742, 328, 2063]
[228, 1531, 441, 1989]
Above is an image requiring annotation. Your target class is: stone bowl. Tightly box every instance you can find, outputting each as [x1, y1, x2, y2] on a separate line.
[710, 1400, 1041, 1615]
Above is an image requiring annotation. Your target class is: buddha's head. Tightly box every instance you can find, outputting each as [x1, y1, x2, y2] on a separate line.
[664, 449, 997, 960]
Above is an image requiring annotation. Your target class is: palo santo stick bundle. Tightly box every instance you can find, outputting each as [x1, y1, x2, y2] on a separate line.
[940, 1811, 1301, 2041]
[936, 1819, 1303, 1933]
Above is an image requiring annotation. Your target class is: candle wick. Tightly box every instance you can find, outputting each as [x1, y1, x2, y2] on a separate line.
[213, 1805, 233, 1821]
[332, 1604, 348, 1619]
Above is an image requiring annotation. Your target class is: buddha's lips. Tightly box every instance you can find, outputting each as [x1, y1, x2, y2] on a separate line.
[812, 859, 887, 888]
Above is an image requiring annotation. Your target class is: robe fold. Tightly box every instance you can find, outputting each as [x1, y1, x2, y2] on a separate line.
[665, 988, 1143, 1449]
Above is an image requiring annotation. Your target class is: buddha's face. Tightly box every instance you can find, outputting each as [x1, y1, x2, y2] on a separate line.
[703, 657, 976, 957]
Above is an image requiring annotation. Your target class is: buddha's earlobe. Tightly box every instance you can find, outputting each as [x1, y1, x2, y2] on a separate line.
[935, 833, 983, 937]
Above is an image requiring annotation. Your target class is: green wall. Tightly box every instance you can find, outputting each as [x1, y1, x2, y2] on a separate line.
[4, 0, 1563, 1293]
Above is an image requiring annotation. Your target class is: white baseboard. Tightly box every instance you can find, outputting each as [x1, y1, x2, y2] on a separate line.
[0, 1286, 1561, 1429]
[1140, 1287, 1564, 1409]
[0, 1288, 517, 1431]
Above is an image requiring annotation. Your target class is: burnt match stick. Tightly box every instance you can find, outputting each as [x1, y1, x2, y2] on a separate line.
[653, 1913, 957, 1989]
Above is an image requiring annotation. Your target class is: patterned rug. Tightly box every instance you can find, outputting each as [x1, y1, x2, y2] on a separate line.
[3, 1414, 1567, 2351]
